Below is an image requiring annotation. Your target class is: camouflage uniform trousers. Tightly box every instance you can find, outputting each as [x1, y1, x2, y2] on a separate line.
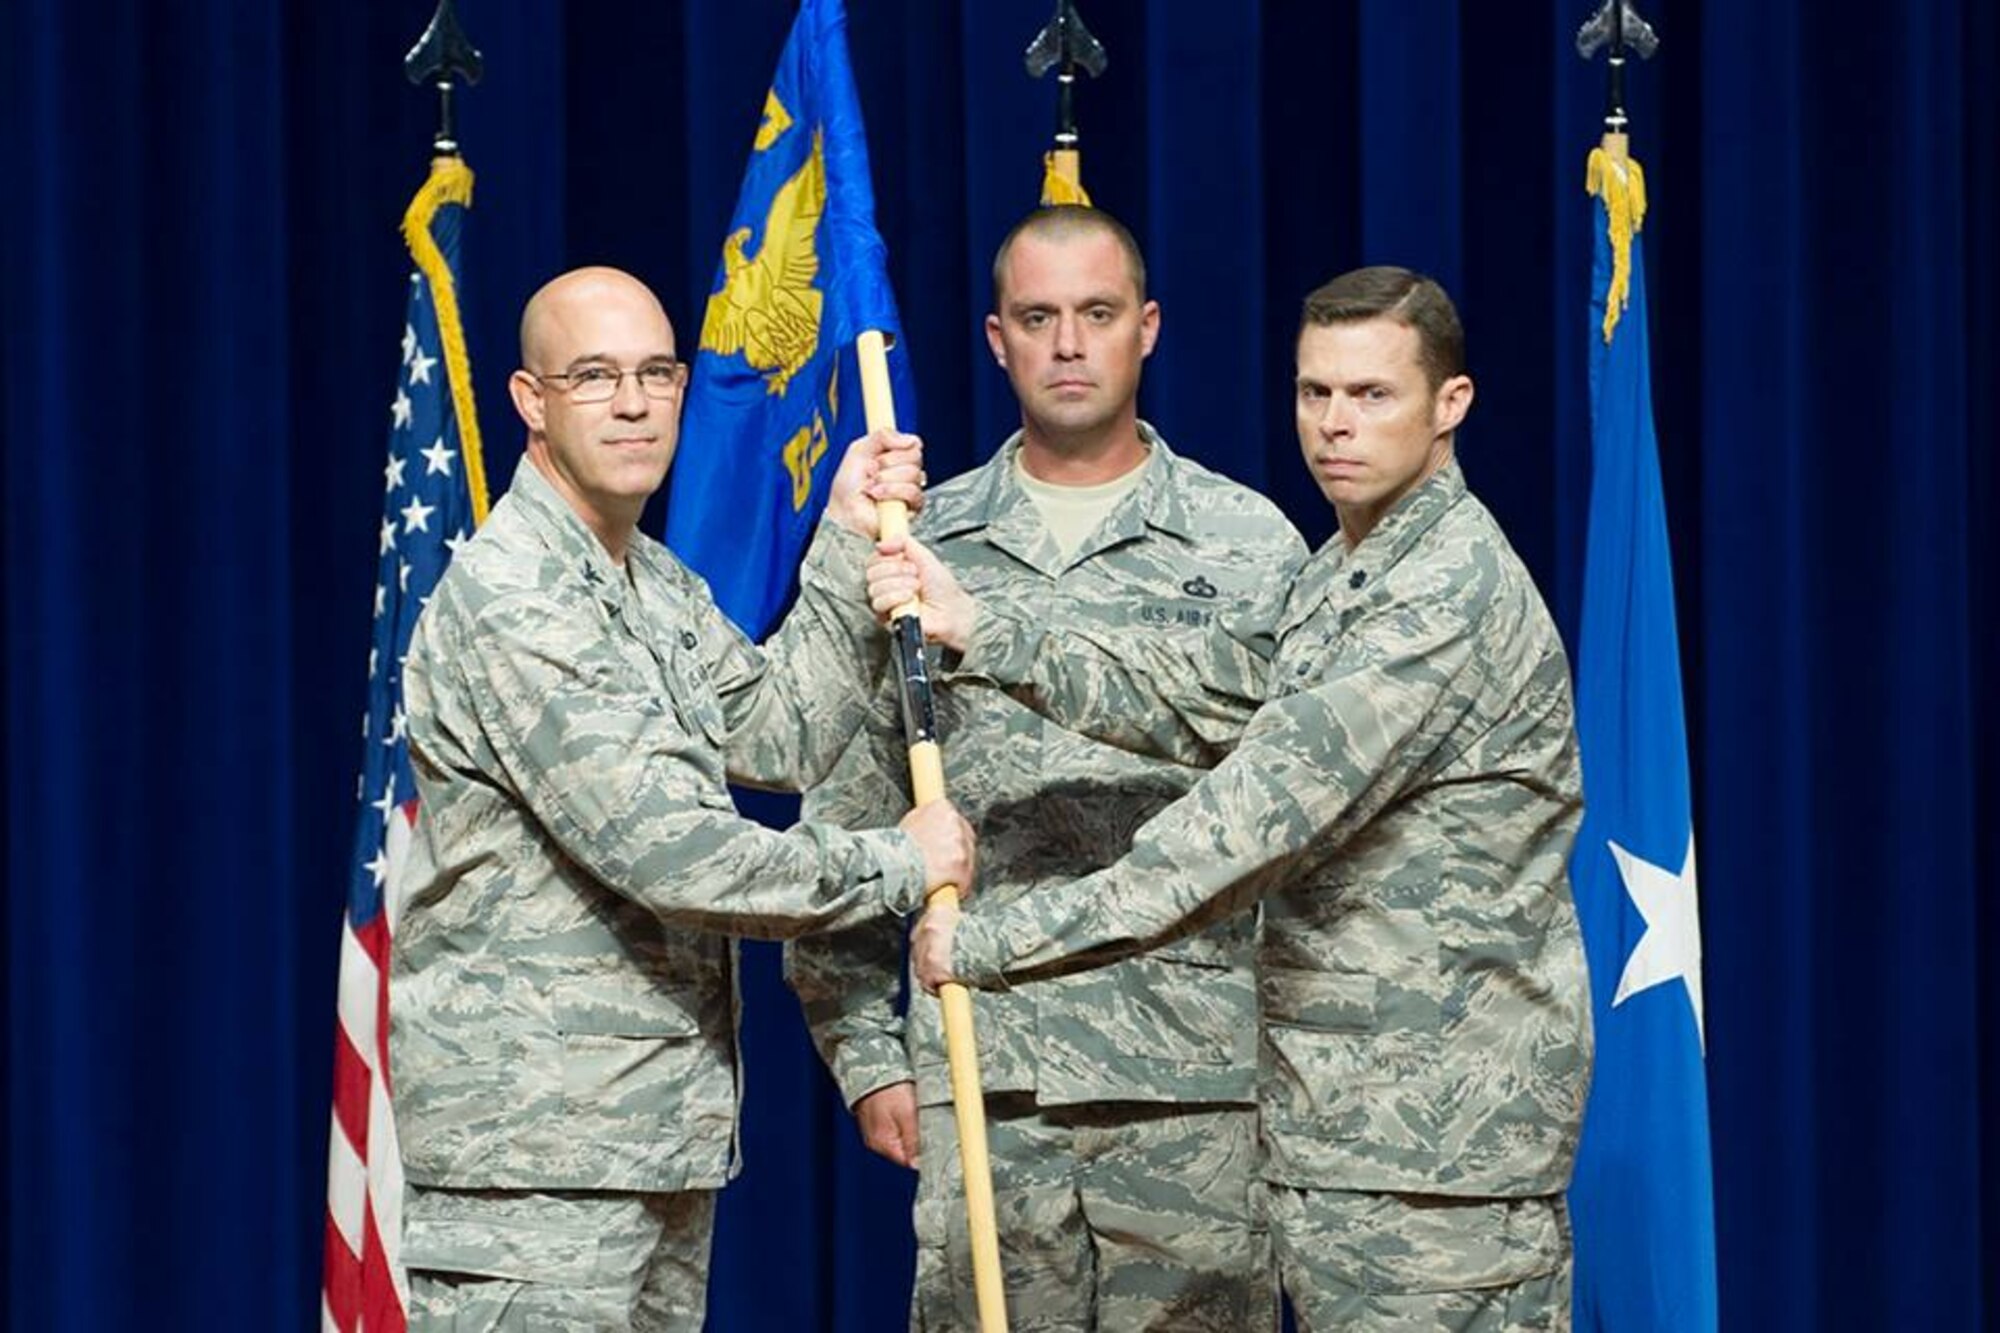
[1267, 1186, 1571, 1333]
[911, 1094, 1275, 1332]
[402, 1183, 717, 1332]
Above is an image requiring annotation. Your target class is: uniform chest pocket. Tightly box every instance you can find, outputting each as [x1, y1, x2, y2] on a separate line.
[633, 629, 730, 749]
[666, 637, 731, 747]
[674, 677, 729, 749]
[1270, 617, 1353, 697]
[1131, 596, 1224, 633]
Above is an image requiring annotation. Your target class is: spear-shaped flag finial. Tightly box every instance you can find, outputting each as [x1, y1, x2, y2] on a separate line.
[1577, 0, 1659, 139]
[1025, 2, 1107, 205]
[1026, 1, 1108, 153]
[404, 0, 484, 158]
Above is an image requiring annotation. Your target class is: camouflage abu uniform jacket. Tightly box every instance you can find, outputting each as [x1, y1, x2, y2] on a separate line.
[393, 459, 925, 1193]
[787, 427, 1307, 1113]
[942, 460, 1593, 1197]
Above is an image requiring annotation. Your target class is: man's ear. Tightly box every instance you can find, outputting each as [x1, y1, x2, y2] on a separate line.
[985, 312, 1007, 367]
[1434, 373, 1474, 436]
[509, 369, 547, 434]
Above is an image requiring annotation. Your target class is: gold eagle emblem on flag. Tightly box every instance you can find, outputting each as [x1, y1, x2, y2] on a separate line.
[699, 120, 826, 398]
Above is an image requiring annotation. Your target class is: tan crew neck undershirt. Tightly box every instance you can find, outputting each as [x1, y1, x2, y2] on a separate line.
[1013, 448, 1153, 560]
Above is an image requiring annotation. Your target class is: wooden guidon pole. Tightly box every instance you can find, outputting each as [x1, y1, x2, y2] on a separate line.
[855, 330, 1009, 1333]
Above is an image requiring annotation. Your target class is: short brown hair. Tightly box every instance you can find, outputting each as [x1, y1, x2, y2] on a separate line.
[1299, 266, 1464, 390]
[991, 205, 1148, 308]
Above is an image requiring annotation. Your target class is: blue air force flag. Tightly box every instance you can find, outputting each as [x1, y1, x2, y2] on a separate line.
[1567, 148, 1719, 1332]
[665, 0, 915, 638]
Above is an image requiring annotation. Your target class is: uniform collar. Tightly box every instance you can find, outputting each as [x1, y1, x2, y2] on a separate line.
[1337, 456, 1467, 574]
[505, 456, 643, 615]
[1285, 458, 1470, 632]
[922, 421, 1197, 575]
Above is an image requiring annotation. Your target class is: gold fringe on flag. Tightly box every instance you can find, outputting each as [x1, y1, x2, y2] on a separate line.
[1586, 141, 1648, 345]
[400, 156, 491, 525]
[1040, 149, 1091, 206]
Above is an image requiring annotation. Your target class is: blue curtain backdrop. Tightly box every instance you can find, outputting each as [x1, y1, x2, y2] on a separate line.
[4, 1, 1994, 1328]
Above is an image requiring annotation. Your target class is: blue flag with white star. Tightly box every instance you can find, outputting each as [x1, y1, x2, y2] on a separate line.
[1567, 149, 1718, 1332]
[664, 0, 915, 638]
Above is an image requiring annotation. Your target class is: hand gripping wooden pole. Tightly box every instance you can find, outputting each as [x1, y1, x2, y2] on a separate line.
[857, 329, 1009, 1333]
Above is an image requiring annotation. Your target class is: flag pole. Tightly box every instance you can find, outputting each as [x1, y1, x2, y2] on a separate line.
[1576, 0, 1659, 162]
[855, 332, 1009, 1332]
[402, 0, 490, 522]
[1026, 1, 1105, 205]
[404, 0, 483, 160]
[1578, 0, 1658, 344]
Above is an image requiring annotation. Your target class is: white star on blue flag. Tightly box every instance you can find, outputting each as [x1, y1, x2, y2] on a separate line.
[344, 262, 478, 931]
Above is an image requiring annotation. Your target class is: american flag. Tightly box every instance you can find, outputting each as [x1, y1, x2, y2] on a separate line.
[323, 160, 485, 1333]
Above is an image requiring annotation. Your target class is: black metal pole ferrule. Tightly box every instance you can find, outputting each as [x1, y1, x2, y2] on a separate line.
[893, 616, 939, 747]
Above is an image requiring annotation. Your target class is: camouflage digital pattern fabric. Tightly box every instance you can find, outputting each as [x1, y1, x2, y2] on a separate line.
[1267, 1187, 1570, 1332]
[788, 429, 1305, 1111]
[786, 428, 1306, 1313]
[908, 1096, 1275, 1332]
[393, 458, 925, 1194]
[949, 460, 1593, 1200]
[403, 1184, 716, 1331]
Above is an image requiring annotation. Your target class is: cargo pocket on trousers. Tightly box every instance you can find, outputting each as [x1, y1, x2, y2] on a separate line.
[910, 1192, 975, 1332]
[1341, 1192, 1565, 1295]
[401, 1214, 602, 1287]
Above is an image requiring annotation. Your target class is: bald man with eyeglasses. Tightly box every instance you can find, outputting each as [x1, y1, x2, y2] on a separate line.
[389, 266, 975, 1330]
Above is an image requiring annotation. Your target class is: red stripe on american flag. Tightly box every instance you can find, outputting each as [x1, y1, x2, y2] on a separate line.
[328, 803, 411, 1329]
[324, 1211, 361, 1331]
[354, 904, 395, 1090]
[362, 1199, 411, 1333]
[352, 906, 392, 975]
[330, 1020, 372, 1158]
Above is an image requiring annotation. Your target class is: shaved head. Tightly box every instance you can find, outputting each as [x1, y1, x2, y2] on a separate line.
[519, 266, 672, 371]
[992, 206, 1147, 308]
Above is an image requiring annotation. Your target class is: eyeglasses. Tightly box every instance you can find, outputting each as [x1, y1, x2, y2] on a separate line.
[533, 360, 689, 403]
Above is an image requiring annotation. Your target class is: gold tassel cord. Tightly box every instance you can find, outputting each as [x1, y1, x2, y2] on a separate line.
[1585, 144, 1647, 345]
[400, 156, 491, 526]
[1040, 150, 1091, 206]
